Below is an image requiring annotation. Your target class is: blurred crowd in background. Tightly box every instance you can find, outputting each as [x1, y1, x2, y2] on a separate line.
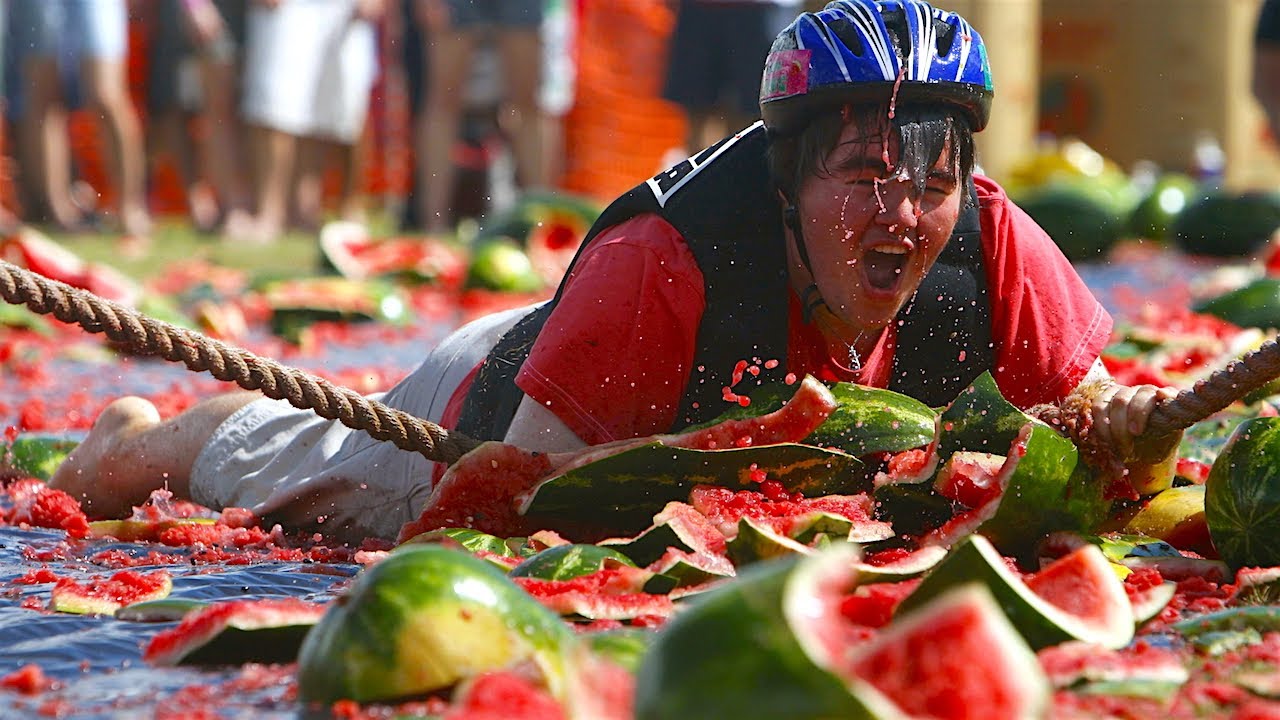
[0, 0, 816, 246]
[2, 0, 1279, 256]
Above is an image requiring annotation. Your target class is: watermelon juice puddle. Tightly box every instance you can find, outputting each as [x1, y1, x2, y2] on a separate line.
[0, 525, 357, 717]
[0, 312, 459, 431]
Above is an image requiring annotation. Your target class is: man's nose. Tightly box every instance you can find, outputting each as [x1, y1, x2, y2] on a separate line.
[874, 177, 920, 228]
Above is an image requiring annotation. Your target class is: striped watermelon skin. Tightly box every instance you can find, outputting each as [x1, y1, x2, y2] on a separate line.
[296, 545, 574, 705]
[1206, 417, 1280, 570]
[521, 442, 861, 538]
[634, 547, 1050, 720]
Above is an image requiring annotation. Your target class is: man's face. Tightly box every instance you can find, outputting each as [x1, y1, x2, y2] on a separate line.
[792, 121, 964, 333]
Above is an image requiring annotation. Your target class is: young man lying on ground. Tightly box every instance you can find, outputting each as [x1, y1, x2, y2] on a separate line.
[51, 0, 1180, 543]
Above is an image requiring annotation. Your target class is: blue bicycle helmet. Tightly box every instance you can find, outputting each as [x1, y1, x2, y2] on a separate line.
[760, 0, 994, 136]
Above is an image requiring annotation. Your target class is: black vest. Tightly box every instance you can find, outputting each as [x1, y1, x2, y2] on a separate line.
[455, 123, 992, 441]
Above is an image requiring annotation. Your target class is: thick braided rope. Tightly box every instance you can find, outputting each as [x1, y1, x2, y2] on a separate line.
[1145, 337, 1280, 436]
[0, 260, 482, 465]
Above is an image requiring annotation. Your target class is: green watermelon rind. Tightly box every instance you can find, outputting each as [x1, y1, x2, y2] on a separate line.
[1205, 417, 1280, 570]
[1172, 191, 1280, 258]
[1172, 606, 1280, 638]
[899, 535, 1135, 651]
[296, 544, 575, 705]
[584, 628, 655, 673]
[400, 527, 519, 557]
[810, 383, 937, 457]
[687, 381, 937, 459]
[938, 372, 1030, 460]
[508, 543, 636, 581]
[1017, 181, 1124, 261]
[115, 597, 208, 623]
[1192, 278, 1280, 330]
[725, 517, 821, 567]
[598, 519, 700, 567]
[3, 435, 80, 480]
[979, 423, 1109, 557]
[519, 442, 861, 534]
[145, 598, 329, 667]
[633, 548, 889, 720]
[51, 572, 173, 616]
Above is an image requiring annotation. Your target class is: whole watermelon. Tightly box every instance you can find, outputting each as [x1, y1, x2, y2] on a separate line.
[296, 544, 575, 704]
[1128, 173, 1202, 242]
[1172, 191, 1280, 257]
[1192, 278, 1280, 330]
[1205, 417, 1280, 570]
[1016, 181, 1125, 262]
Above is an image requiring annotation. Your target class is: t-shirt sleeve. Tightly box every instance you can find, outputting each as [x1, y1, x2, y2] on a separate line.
[515, 214, 706, 445]
[980, 177, 1114, 409]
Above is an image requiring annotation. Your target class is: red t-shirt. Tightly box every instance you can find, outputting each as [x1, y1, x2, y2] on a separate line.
[513, 174, 1112, 446]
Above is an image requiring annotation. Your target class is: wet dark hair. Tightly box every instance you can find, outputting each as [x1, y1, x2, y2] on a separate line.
[767, 103, 977, 206]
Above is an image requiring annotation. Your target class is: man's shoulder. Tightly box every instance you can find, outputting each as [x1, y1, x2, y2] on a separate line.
[972, 173, 1010, 204]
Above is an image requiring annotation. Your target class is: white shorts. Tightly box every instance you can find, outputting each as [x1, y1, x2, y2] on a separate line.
[189, 303, 540, 542]
[240, 0, 378, 142]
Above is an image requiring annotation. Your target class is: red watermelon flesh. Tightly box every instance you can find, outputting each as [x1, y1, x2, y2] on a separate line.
[443, 670, 568, 720]
[514, 565, 676, 620]
[688, 485, 888, 541]
[50, 569, 172, 615]
[0, 228, 141, 305]
[1025, 545, 1134, 629]
[873, 445, 940, 489]
[935, 452, 1007, 509]
[843, 586, 1049, 720]
[397, 441, 555, 542]
[144, 597, 329, 666]
[5, 481, 90, 539]
[839, 580, 922, 629]
[320, 221, 467, 288]
[663, 374, 836, 450]
[651, 501, 729, 557]
[399, 375, 837, 543]
[1037, 641, 1188, 688]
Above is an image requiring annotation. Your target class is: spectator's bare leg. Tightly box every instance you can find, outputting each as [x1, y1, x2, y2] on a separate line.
[418, 30, 476, 234]
[81, 55, 152, 238]
[294, 136, 327, 232]
[334, 136, 368, 224]
[21, 57, 81, 230]
[497, 28, 545, 191]
[250, 125, 298, 242]
[200, 58, 255, 239]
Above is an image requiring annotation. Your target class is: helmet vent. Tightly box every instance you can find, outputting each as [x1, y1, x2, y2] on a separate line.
[933, 17, 957, 57]
[878, 9, 913, 66]
[826, 17, 866, 57]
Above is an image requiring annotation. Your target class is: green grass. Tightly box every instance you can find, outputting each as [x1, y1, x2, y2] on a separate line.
[52, 209, 410, 284]
[50, 220, 325, 284]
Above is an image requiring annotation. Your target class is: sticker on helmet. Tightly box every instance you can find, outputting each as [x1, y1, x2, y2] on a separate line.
[760, 49, 811, 102]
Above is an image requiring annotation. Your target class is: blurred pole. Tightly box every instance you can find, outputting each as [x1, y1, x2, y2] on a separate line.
[933, 0, 1040, 184]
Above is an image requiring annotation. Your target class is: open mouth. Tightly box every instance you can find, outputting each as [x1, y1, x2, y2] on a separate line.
[863, 247, 909, 292]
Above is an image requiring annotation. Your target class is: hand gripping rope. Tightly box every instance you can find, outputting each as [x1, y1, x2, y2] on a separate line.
[0, 260, 483, 465]
[0, 259, 1276, 465]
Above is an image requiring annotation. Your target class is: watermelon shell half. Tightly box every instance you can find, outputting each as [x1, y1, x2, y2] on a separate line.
[296, 544, 575, 705]
[634, 545, 1049, 719]
[900, 534, 1135, 651]
[144, 597, 328, 666]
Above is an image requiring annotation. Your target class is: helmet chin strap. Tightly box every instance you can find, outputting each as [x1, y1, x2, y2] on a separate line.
[784, 195, 871, 373]
[782, 199, 826, 324]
